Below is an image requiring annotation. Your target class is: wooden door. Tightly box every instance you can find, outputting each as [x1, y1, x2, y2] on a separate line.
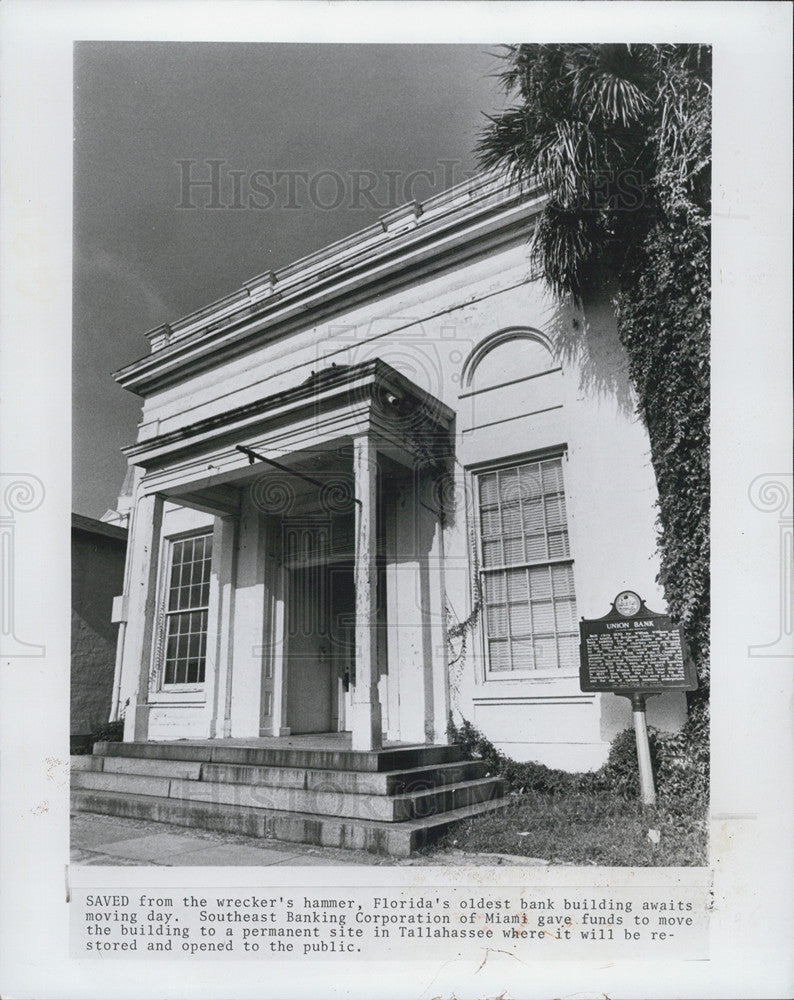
[286, 563, 334, 734]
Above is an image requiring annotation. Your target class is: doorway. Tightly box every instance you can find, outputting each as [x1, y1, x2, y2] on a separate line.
[285, 559, 355, 734]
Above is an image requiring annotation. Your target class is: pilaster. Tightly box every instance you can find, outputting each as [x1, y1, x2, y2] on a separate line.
[351, 435, 382, 751]
[119, 491, 164, 741]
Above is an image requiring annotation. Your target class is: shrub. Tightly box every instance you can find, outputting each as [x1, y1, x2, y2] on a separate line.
[654, 702, 710, 806]
[449, 718, 588, 795]
[600, 726, 661, 798]
[93, 719, 124, 743]
[450, 715, 709, 806]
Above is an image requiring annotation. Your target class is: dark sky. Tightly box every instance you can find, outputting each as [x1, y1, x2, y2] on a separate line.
[73, 42, 506, 518]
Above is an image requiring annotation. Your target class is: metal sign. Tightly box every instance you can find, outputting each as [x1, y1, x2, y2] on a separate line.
[579, 590, 698, 695]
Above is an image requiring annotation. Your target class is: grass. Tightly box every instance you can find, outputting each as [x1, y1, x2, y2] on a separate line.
[436, 788, 708, 867]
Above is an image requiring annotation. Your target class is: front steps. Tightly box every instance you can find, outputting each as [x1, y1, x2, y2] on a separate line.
[71, 740, 507, 857]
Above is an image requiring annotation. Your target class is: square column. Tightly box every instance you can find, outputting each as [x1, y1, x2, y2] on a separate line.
[207, 515, 237, 738]
[119, 491, 164, 742]
[418, 471, 451, 745]
[229, 492, 277, 737]
[351, 435, 382, 751]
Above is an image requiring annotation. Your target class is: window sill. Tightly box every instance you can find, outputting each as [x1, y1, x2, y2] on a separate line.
[149, 689, 207, 704]
[475, 673, 589, 700]
[481, 671, 581, 684]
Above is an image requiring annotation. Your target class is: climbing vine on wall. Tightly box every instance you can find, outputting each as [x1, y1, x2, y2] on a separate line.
[478, 44, 712, 717]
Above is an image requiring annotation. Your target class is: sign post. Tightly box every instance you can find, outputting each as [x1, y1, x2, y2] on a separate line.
[579, 590, 697, 808]
[631, 693, 656, 806]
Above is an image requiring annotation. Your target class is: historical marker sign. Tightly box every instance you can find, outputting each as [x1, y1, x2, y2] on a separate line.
[579, 591, 698, 695]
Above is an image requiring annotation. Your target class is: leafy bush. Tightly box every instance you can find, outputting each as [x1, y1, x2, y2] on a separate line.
[654, 701, 710, 806]
[93, 719, 124, 743]
[600, 725, 660, 797]
[450, 718, 592, 795]
[450, 714, 709, 806]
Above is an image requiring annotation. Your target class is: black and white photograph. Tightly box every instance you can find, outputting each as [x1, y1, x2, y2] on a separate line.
[0, 3, 791, 999]
[69, 39, 711, 869]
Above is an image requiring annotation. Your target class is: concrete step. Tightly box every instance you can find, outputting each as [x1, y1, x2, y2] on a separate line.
[72, 768, 503, 822]
[200, 759, 490, 795]
[93, 740, 462, 773]
[71, 787, 509, 857]
[101, 756, 204, 780]
[83, 753, 488, 794]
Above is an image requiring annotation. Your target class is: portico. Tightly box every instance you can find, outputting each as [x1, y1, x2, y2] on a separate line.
[113, 360, 454, 753]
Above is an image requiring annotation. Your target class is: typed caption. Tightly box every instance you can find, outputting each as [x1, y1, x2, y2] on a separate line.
[72, 884, 709, 960]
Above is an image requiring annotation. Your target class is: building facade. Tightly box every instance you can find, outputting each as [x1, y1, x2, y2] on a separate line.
[71, 514, 127, 746]
[110, 174, 686, 770]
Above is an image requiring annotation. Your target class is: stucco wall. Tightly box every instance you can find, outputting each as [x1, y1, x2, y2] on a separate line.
[125, 226, 688, 768]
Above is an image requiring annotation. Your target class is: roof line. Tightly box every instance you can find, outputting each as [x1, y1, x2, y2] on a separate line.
[114, 170, 544, 394]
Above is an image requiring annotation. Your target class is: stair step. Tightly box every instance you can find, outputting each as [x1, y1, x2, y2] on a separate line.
[72, 768, 504, 822]
[86, 754, 488, 793]
[93, 740, 462, 773]
[101, 756, 204, 780]
[71, 787, 509, 857]
[198, 759, 490, 795]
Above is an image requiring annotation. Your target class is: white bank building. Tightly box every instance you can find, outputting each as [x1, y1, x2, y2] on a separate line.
[106, 173, 687, 784]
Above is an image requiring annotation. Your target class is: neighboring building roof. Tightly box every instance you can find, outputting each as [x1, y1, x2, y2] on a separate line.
[114, 171, 545, 397]
[72, 512, 128, 541]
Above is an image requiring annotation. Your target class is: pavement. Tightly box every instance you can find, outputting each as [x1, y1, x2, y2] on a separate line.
[70, 811, 540, 867]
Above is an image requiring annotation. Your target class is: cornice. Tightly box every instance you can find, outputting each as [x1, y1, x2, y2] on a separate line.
[114, 174, 545, 398]
[122, 358, 455, 469]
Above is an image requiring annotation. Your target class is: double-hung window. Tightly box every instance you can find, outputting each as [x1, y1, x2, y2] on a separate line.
[161, 533, 213, 686]
[476, 455, 578, 674]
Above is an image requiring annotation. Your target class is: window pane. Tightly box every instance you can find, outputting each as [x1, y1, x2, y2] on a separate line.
[503, 536, 523, 563]
[511, 638, 534, 670]
[525, 533, 547, 560]
[502, 502, 521, 534]
[531, 600, 555, 633]
[481, 507, 501, 537]
[552, 563, 575, 596]
[509, 602, 531, 636]
[547, 531, 570, 558]
[541, 459, 563, 492]
[557, 634, 579, 671]
[529, 566, 552, 598]
[544, 494, 566, 529]
[488, 640, 511, 671]
[505, 568, 527, 601]
[523, 499, 544, 533]
[482, 540, 501, 568]
[519, 466, 542, 499]
[554, 598, 576, 631]
[487, 604, 508, 637]
[484, 573, 505, 602]
[534, 636, 558, 670]
[498, 468, 519, 504]
[479, 473, 498, 505]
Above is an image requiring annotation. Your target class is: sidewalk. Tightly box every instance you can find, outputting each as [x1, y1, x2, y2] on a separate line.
[70, 812, 538, 867]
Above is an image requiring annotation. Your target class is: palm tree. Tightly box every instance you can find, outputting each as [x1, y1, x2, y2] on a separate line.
[478, 44, 711, 708]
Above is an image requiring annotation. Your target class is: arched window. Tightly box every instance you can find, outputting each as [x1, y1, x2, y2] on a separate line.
[459, 328, 563, 434]
[463, 328, 556, 389]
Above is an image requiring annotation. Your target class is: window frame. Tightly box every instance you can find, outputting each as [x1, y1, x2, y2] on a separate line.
[154, 528, 214, 692]
[469, 449, 579, 681]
